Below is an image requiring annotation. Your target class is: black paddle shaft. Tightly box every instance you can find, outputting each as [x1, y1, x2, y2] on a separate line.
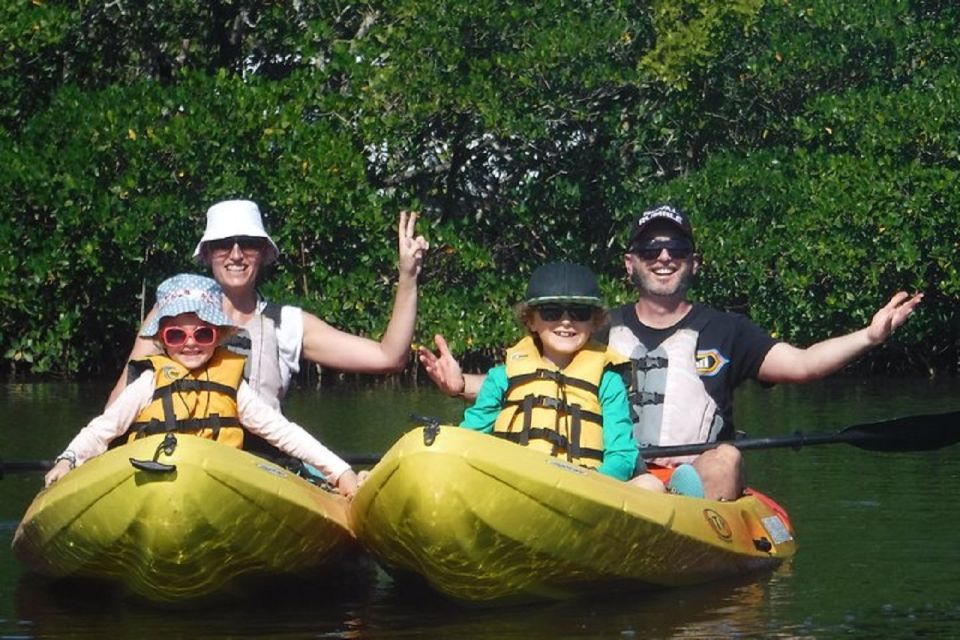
[0, 459, 53, 478]
[638, 410, 960, 459]
[4, 411, 958, 475]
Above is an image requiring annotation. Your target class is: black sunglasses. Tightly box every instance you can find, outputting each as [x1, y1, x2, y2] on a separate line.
[206, 236, 268, 254]
[631, 240, 693, 261]
[534, 305, 597, 322]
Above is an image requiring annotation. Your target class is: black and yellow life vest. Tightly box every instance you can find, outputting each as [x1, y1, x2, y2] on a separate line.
[493, 335, 628, 469]
[124, 350, 246, 448]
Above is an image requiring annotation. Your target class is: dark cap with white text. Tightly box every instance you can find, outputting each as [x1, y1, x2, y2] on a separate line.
[628, 204, 695, 249]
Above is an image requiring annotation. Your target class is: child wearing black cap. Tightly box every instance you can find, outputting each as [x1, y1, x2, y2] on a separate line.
[459, 261, 666, 490]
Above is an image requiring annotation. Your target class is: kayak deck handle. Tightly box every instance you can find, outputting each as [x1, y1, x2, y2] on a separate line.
[411, 414, 442, 446]
[129, 433, 178, 474]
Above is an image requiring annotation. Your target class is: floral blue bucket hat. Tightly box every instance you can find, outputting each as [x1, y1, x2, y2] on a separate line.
[140, 274, 234, 337]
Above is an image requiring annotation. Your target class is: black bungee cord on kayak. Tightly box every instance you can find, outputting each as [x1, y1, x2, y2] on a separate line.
[411, 414, 442, 446]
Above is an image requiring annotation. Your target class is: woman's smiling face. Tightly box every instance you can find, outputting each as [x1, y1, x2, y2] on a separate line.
[203, 237, 267, 296]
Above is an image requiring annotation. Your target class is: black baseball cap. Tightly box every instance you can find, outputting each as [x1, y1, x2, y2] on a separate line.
[628, 204, 695, 249]
[524, 262, 603, 307]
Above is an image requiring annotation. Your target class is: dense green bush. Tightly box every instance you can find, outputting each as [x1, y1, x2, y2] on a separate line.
[1, 0, 957, 380]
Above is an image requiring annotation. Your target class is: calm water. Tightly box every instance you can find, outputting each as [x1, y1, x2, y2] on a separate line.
[2, 377, 960, 639]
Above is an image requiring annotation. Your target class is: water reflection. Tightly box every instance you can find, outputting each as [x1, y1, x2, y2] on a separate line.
[7, 561, 793, 639]
[12, 557, 379, 639]
[359, 566, 799, 638]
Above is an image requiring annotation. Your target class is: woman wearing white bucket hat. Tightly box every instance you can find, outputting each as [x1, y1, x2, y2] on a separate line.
[108, 199, 428, 408]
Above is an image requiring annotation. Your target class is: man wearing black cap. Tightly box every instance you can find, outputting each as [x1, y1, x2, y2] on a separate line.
[419, 205, 922, 500]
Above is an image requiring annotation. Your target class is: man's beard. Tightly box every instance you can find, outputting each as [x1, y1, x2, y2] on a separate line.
[629, 267, 695, 298]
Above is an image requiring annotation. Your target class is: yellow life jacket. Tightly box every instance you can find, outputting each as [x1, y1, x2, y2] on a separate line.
[125, 350, 246, 448]
[493, 335, 629, 468]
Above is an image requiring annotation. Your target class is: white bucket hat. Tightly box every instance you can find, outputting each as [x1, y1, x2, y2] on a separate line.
[140, 274, 235, 337]
[192, 199, 280, 264]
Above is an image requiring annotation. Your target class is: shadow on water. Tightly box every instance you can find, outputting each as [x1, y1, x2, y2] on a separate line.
[11, 553, 383, 639]
[352, 568, 799, 640]
[8, 540, 805, 640]
[8, 548, 960, 639]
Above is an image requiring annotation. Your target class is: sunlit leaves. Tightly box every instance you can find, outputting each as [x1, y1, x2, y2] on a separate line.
[0, 0, 958, 377]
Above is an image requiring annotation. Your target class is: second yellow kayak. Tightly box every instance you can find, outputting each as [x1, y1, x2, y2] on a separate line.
[352, 426, 796, 604]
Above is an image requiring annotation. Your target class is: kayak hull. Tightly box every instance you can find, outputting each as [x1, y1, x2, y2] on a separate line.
[12, 434, 354, 603]
[352, 426, 796, 604]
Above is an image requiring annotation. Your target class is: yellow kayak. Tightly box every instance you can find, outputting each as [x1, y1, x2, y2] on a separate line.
[352, 426, 797, 604]
[12, 433, 354, 603]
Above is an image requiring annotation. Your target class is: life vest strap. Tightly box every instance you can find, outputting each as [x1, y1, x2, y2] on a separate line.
[506, 370, 600, 396]
[149, 379, 239, 433]
[519, 395, 533, 445]
[630, 390, 666, 406]
[225, 333, 253, 351]
[161, 390, 177, 432]
[495, 428, 603, 462]
[153, 379, 237, 398]
[633, 355, 669, 371]
[130, 415, 242, 436]
[568, 404, 582, 460]
[503, 396, 602, 426]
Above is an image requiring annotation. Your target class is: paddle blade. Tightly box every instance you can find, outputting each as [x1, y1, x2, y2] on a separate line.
[843, 410, 960, 452]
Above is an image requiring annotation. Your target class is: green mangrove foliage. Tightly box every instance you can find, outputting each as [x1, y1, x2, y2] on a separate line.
[0, 0, 957, 379]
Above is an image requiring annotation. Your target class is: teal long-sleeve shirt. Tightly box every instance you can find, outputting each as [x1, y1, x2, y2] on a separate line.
[460, 365, 639, 481]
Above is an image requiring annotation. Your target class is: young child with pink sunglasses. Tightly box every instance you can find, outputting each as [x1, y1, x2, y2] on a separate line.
[45, 273, 359, 497]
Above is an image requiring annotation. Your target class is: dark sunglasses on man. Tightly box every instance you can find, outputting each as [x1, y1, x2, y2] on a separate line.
[631, 239, 694, 261]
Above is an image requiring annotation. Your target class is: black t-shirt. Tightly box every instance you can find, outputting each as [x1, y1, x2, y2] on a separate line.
[602, 303, 779, 436]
